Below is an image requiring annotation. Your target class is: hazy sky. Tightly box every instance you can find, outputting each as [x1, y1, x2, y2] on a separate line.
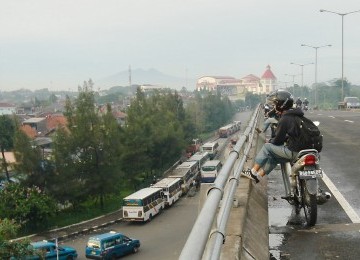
[1, 0, 360, 91]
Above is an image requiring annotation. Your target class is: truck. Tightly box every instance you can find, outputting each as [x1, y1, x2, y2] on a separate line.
[338, 96, 360, 109]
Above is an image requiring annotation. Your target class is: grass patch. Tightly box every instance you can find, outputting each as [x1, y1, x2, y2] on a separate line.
[19, 187, 134, 236]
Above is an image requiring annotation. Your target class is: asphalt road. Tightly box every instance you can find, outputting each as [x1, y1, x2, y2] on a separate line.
[268, 109, 360, 260]
[54, 110, 253, 260]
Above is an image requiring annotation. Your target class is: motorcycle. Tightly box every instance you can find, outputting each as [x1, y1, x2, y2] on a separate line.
[303, 104, 309, 111]
[280, 121, 331, 226]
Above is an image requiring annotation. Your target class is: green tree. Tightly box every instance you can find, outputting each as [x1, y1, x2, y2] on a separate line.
[0, 218, 36, 259]
[0, 183, 56, 229]
[53, 79, 124, 209]
[13, 127, 44, 189]
[122, 89, 186, 187]
[0, 115, 15, 182]
[244, 92, 262, 109]
[49, 93, 58, 104]
[185, 93, 205, 135]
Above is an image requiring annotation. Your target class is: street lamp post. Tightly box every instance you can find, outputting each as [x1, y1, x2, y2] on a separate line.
[301, 44, 331, 106]
[320, 9, 360, 101]
[284, 74, 299, 96]
[290, 62, 314, 97]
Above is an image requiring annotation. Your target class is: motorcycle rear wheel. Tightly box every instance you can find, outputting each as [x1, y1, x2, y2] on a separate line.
[301, 180, 317, 226]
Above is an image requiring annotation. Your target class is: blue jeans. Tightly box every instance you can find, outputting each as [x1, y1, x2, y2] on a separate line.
[254, 143, 297, 175]
[263, 117, 278, 132]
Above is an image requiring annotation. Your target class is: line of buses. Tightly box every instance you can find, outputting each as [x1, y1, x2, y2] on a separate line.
[122, 148, 223, 222]
[122, 120, 240, 222]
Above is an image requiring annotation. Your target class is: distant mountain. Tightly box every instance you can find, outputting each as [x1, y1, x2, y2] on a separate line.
[96, 68, 196, 90]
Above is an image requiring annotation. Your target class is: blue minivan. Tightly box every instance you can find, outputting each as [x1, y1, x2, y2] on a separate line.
[85, 231, 140, 259]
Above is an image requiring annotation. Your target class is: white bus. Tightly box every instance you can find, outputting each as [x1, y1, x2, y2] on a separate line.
[218, 124, 235, 138]
[187, 151, 210, 168]
[177, 160, 200, 176]
[201, 141, 219, 159]
[168, 167, 196, 194]
[122, 187, 165, 222]
[151, 177, 182, 207]
[201, 160, 222, 183]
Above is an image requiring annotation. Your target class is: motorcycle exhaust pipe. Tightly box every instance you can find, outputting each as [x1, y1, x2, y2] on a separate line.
[324, 191, 331, 200]
[317, 191, 332, 205]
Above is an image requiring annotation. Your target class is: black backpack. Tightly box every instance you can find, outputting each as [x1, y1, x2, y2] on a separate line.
[288, 115, 323, 152]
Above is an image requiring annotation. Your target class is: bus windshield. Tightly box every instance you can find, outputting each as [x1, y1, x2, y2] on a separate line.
[202, 166, 217, 171]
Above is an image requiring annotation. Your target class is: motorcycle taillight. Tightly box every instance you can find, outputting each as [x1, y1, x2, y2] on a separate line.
[304, 154, 316, 165]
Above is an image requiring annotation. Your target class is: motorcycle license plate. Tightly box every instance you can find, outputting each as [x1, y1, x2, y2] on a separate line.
[298, 169, 323, 179]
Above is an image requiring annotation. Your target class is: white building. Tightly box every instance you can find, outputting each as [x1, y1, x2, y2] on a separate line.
[241, 65, 278, 95]
[0, 103, 16, 115]
[196, 76, 246, 100]
[195, 65, 278, 100]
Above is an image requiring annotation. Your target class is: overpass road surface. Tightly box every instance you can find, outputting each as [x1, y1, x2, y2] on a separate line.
[268, 110, 360, 260]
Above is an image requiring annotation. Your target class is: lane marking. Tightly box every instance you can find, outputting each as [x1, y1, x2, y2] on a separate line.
[322, 171, 360, 223]
[344, 120, 354, 123]
[328, 116, 335, 118]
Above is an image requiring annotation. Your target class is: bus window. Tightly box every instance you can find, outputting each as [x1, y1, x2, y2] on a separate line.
[151, 177, 183, 206]
[122, 187, 165, 222]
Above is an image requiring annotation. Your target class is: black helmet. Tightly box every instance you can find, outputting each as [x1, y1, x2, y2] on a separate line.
[267, 89, 294, 111]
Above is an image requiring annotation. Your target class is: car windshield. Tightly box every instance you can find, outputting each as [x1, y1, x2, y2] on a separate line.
[87, 239, 101, 248]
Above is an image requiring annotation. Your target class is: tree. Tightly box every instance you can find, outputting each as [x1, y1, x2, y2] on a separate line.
[53, 79, 124, 209]
[13, 126, 44, 189]
[49, 93, 58, 104]
[122, 89, 186, 187]
[0, 218, 36, 259]
[0, 115, 15, 182]
[0, 183, 56, 230]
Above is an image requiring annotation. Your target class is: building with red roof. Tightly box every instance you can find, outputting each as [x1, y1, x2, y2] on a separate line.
[196, 65, 278, 100]
[241, 65, 278, 95]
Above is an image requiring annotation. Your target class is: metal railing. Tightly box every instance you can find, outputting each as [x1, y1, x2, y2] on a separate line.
[179, 106, 261, 260]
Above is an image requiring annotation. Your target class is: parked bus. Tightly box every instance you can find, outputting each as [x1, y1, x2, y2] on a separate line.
[177, 160, 200, 176]
[122, 187, 165, 222]
[187, 151, 210, 168]
[218, 124, 235, 138]
[201, 160, 223, 183]
[168, 167, 197, 194]
[151, 177, 182, 206]
[201, 141, 219, 159]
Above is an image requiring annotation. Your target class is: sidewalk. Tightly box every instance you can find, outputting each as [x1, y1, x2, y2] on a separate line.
[17, 209, 123, 242]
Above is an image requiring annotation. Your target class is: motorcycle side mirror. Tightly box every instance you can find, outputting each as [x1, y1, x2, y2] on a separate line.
[313, 121, 320, 126]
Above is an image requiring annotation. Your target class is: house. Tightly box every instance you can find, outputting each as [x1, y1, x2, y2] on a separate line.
[22, 117, 48, 136]
[0, 103, 16, 115]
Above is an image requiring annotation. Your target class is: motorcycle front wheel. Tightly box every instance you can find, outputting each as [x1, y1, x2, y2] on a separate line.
[301, 179, 317, 226]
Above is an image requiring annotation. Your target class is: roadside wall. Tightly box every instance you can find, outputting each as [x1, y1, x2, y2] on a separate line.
[220, 121, 269, 259]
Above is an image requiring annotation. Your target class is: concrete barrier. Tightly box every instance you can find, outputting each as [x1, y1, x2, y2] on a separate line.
[220, 120, 269, 260]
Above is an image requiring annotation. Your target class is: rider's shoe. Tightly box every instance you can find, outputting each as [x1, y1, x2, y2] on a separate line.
[255, 127, 262, 134]
[241, 168, 259, 183]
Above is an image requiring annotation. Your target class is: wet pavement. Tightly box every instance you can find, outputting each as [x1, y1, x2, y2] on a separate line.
[267, 110, 360, 260]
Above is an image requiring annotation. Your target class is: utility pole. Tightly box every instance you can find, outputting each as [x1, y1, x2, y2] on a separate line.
[128, 65, 132, 87]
